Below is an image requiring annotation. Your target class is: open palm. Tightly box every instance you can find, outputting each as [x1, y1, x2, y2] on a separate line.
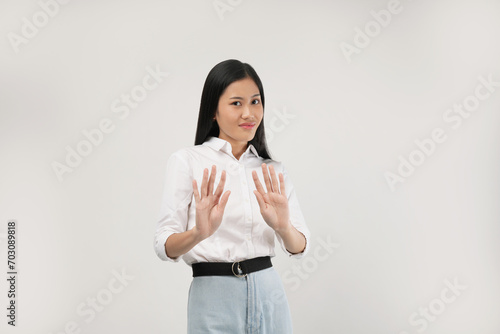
[192, 165, 231, 240]
[252, 163, 290, 233]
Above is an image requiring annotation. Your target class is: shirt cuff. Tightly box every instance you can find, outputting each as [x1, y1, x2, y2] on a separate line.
[154, 231, 182, 262]
[276, 226, 311, 259]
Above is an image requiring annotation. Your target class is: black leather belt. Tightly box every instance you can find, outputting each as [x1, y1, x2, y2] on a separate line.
[191, 256, 272, 278]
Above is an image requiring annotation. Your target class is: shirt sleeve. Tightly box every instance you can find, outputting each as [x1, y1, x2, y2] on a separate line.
[153, 150, 193, 262]
[275, 161, 311, 259]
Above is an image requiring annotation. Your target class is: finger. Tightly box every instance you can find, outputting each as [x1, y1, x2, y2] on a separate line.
[207, 165, 216, 196]
[252, 170, 266, 195]
[261, 163, 273, 192]
[200, 168, 208, 197]
[269, 164, 279, 194]
[279, 172, 286, 196]
[192, 179, 200, 203]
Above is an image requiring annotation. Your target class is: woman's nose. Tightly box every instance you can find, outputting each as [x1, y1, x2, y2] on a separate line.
[242, 104, 252, 117]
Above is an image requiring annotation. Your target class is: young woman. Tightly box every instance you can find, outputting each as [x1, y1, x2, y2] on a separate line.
[154, 59, 311, 333]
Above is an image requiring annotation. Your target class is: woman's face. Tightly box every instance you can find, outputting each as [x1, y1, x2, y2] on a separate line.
[215, 77, 263, 147]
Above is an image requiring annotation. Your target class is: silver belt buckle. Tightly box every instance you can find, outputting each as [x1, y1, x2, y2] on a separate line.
[232, 261, 247, 278]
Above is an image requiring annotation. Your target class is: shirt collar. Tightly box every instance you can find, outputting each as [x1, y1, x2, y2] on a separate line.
[202, 136, 260, 159]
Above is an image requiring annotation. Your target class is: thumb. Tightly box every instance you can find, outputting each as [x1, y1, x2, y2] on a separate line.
[218, 190, 231, 211]
[253, 190, 266, 209]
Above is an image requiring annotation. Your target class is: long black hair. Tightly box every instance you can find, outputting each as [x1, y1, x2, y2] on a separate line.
[194, 59, 272, 160]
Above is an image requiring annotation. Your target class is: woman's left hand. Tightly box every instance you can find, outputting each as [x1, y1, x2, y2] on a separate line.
[252, 163, 291, 233]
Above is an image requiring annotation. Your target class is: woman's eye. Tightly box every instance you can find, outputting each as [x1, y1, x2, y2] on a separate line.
[231, 100, 260, 106]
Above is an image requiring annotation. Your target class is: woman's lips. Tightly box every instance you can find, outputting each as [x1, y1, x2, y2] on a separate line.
[239, 123, 255, 129]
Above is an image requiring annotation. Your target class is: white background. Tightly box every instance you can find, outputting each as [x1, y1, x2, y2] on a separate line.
[1, 0, 499, 333]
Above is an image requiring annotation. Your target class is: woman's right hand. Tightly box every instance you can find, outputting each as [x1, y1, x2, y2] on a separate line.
[192, 165, 231, 241]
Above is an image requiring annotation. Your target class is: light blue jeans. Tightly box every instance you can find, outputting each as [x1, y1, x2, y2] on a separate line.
[187, 266, 293, 333]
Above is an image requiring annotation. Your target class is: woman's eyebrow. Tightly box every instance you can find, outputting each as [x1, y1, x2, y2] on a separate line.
[229, 93, 261, 100]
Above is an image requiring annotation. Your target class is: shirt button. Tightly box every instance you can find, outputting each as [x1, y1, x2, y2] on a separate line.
[227, 162, 239, 176]
[246, 236, 251, 241]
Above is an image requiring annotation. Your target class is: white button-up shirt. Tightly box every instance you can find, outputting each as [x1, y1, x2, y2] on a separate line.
[154, 136, 311, 265]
